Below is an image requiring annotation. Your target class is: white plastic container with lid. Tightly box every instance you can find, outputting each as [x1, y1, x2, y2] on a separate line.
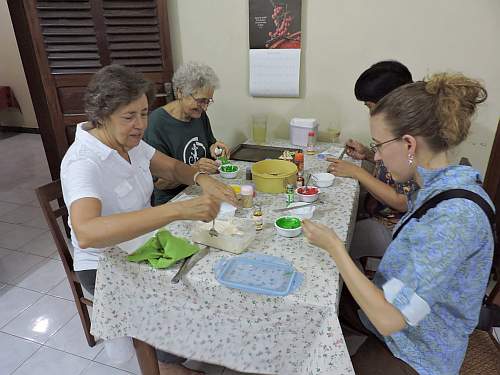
[289, 118, 319, 146]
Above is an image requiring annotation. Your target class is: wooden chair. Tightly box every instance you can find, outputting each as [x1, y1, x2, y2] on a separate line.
[36, 180, 96, 347]
[460, 254, 500, 374]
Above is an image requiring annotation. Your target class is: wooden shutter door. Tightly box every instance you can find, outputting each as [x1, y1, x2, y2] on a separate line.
[8, 0, 173, 180]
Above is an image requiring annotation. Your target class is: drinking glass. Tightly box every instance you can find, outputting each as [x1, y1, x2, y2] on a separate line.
[252, 114, 267, 145]
[327, 122, 341, 144]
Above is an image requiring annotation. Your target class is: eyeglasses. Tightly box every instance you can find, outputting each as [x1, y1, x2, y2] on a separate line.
[369, 137, 402, 154]
[190, 94, 214, 107]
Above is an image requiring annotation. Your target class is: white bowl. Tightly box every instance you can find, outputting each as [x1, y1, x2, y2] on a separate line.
[312, 172, 335, 187]
[219, 165, 239, 179]
[284, 202, 316, 219]
[274, 216, 302, 238]
[295, 186, 320, 203]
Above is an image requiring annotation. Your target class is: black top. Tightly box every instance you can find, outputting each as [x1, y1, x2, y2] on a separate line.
[144, 107, 216, 205]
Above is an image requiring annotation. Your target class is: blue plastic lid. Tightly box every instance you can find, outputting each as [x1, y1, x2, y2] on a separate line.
[214, 253, 303, 296]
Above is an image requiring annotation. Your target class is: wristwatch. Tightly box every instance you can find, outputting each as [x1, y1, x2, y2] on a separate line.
[193, 170, 208, 186]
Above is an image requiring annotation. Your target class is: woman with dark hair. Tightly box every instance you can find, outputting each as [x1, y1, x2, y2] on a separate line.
[328, 60, 416, 268]
[305, 73, 494, 374]
[61, 64, 236, 374]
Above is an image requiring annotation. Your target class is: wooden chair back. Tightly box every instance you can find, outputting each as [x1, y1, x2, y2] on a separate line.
[36, 180, 96, 347]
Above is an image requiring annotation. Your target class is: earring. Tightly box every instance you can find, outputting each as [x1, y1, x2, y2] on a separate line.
[408, 153, 415, 166]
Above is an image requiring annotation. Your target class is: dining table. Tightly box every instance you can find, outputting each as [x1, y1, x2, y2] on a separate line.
[90, 139, 361, 375]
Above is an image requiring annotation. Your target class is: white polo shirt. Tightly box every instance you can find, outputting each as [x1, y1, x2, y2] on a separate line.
[60, 123, 156, 271]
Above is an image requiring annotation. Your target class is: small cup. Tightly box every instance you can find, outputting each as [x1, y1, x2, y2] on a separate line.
[311, 172, 335, 188]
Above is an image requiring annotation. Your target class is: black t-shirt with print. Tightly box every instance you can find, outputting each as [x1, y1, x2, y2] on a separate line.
[144, 107, 216, 205]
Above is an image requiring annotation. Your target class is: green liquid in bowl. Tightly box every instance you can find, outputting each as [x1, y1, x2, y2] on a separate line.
[221, 165, 238, 172]
[276, 217, 302, 229]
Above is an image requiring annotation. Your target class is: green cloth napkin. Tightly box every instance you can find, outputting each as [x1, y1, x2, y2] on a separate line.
[127, 229, 199, 269]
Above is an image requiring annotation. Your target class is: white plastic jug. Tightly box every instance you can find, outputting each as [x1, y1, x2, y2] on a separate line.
[104, 336, 135, 364]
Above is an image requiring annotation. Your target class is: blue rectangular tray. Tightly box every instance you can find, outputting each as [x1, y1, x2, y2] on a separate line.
[216, 256, 296, 296]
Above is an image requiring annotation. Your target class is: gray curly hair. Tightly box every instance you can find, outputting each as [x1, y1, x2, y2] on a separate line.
[84, 64, 156, 126]
[172, 61, 220, 98]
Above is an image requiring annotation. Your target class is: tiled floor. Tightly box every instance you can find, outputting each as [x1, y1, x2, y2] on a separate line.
[0, 133, 253, 374]
[1, 133, 499, 375]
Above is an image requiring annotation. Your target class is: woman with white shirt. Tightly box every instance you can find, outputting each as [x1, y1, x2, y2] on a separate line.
[61, 64, 236, 375]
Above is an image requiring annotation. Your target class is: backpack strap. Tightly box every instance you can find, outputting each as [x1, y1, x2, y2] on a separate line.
[392, 189, 496, 242]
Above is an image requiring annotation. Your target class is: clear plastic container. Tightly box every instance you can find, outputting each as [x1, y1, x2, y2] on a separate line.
[214, 253, 303, 296]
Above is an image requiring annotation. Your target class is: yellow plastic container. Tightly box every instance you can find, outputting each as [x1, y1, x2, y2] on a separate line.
[251, 160, 298, 193]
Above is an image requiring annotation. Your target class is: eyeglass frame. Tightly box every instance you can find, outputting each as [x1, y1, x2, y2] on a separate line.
[369, 136, 402, 154]
[189, 94, 214, 107]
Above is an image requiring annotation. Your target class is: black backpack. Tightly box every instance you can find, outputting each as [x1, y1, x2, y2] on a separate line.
[392, 189, 499, 330]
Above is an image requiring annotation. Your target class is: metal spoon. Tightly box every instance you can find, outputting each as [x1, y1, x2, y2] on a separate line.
[209, 219, 218, 237]
[305, 172, 312, 187]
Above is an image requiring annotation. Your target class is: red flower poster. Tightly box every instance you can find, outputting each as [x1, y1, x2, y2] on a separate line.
[249, 0, 302, 49]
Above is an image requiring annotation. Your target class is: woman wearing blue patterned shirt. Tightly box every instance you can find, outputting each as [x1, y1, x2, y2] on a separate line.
[303, 73, 494, 374]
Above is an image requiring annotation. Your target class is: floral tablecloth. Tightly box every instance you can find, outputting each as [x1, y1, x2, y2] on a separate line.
[91, 140, 360, 375]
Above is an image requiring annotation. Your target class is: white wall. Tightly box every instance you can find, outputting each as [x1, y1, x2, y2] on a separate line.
[167, 0, 500, 175]
[0, 1, 38, 128]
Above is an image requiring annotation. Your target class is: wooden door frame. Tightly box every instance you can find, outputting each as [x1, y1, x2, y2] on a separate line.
[8, 0, 173, 181]
[484, 119, 500, 235]
[8, 0, 69, 180]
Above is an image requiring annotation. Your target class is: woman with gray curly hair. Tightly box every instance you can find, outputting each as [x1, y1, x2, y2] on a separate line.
[60, 64, 236, 374]
[144, 61, 230, 205]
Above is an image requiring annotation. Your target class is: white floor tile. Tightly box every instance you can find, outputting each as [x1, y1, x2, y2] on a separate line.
[0, 188, 38, 206]
[12, 345, 90, 375]
[49, 250, 62, 260]
[0, 286, 43, 328]
[18, 231, 58, 258]
[94, 346, 141, 374]
[13, 259, 66, 293]
[1, 295, 76, 344]
[0, 332, 41, 374]
[0, 251, 46, 283]
[45, 314, 103, 360]
[0, 222, 46, 250]
[80, 362, 132, 375]
[0, 201, 21, 216]
[0, 246, 16, 258]
[0, 205, 45, 227]
[47, 278, 75, 301]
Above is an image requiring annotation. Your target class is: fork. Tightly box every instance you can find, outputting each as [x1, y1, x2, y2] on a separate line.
[209, 219, 218, 237]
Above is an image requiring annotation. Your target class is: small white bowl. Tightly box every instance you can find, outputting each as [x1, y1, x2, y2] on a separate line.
[274, 216, 302, 238]
[312, 172, 335, 187]
[284, 202, 316, 219]
[219, 165, 239, 179]
[295, 186, 320, 203]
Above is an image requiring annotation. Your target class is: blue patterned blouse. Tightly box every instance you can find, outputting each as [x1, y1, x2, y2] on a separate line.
[372, 165, 494, 375]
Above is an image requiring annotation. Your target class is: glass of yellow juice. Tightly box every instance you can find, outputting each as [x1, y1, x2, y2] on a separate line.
[252, 114, 267, 145]
[327, 122, 341, 144]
